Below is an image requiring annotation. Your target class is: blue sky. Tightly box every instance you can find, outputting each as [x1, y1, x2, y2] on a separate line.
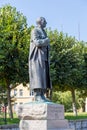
[0, 0, 87, 41]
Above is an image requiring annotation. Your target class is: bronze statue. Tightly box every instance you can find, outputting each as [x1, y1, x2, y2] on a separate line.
[29, 17, 51, 101]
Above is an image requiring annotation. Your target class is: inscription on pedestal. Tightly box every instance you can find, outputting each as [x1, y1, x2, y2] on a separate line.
[47, 104, 64, 119]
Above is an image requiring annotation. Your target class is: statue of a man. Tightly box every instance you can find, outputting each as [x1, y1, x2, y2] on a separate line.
[29, 17, 51, 102]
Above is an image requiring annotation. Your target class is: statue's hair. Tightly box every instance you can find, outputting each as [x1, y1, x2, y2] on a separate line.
[36, 17, 46, 25]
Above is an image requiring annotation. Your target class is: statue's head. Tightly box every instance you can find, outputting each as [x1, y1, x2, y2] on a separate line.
[36, 17, 47, 28]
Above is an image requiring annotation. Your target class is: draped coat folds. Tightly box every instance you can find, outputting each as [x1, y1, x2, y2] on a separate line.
[29, 27, 51, 90]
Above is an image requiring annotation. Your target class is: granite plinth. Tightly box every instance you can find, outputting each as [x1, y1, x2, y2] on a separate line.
[17, 102, 64, 120]
[16, 102, 74, 130]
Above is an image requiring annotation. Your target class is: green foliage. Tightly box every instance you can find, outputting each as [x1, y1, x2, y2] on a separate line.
[0, 88, 7, 105]
[52, 90, 86, 112]
[0, 4, 31, 118]
[47, 29, 87, 115]
[0, 5, 30, 86]
[47, 29, 87, 91]
[52, 91, 76, 112]
[52, 91, 72, 111]
[81, 46, 87, 87]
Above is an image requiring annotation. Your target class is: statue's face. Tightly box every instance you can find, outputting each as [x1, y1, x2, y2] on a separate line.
[41, 18, 47, 28]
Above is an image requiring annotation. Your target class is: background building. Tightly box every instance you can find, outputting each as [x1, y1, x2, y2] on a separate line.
[11, 84, 34, 112]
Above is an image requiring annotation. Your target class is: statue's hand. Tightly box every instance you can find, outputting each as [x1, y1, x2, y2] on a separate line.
[45, 37, 50, 44]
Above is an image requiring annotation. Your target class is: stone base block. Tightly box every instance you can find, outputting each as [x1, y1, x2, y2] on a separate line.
[19, 120, 70, 130]
[17, 102, 64, 120]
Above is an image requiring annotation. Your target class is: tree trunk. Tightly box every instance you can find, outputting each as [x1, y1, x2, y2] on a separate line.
[71, 89, 77, 116]
[49, 89, 53, 100]
[7, 87, 13, 118]
[82, 102, 85, 112]
[46, 88, 52, 100]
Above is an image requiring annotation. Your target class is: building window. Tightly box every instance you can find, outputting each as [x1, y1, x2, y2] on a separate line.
[14, 89, 17, 96]
[19, 89, 23, 96]
[30, 90, 34, 96]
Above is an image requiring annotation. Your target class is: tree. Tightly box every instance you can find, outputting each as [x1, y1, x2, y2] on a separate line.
[82, 44, 87, 87]
[77, 43, 87, 111]
[52, 90, 84, 112]
[47, 29, 86, 115]
[0, 5, 30, 118]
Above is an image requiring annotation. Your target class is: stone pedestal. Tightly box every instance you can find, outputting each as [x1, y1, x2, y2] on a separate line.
[16, 102, 74, 130]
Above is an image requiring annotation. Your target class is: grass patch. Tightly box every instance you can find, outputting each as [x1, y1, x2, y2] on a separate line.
[7, 118, 20, 124]
[0, 118, 20, 125]
[65, 112, 87, 120]
[0, 113, 20, 125]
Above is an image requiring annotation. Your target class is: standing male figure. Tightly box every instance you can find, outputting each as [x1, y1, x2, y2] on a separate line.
[29, 17, 51, 102]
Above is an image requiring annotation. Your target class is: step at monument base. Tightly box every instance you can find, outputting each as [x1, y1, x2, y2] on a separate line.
[47, 128, 74, 130]
[19, 119, 74, 130]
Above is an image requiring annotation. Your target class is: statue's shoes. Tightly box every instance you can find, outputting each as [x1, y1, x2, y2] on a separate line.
[35, 95, 51, 102]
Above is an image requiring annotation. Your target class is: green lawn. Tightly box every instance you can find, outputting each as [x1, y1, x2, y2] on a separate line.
[65, 112, 87, 120]
[0, 113, 20, 125]
[0, 118, 20, 125]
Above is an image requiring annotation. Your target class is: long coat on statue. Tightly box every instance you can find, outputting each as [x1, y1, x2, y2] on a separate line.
[29, 27, 51, 90]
